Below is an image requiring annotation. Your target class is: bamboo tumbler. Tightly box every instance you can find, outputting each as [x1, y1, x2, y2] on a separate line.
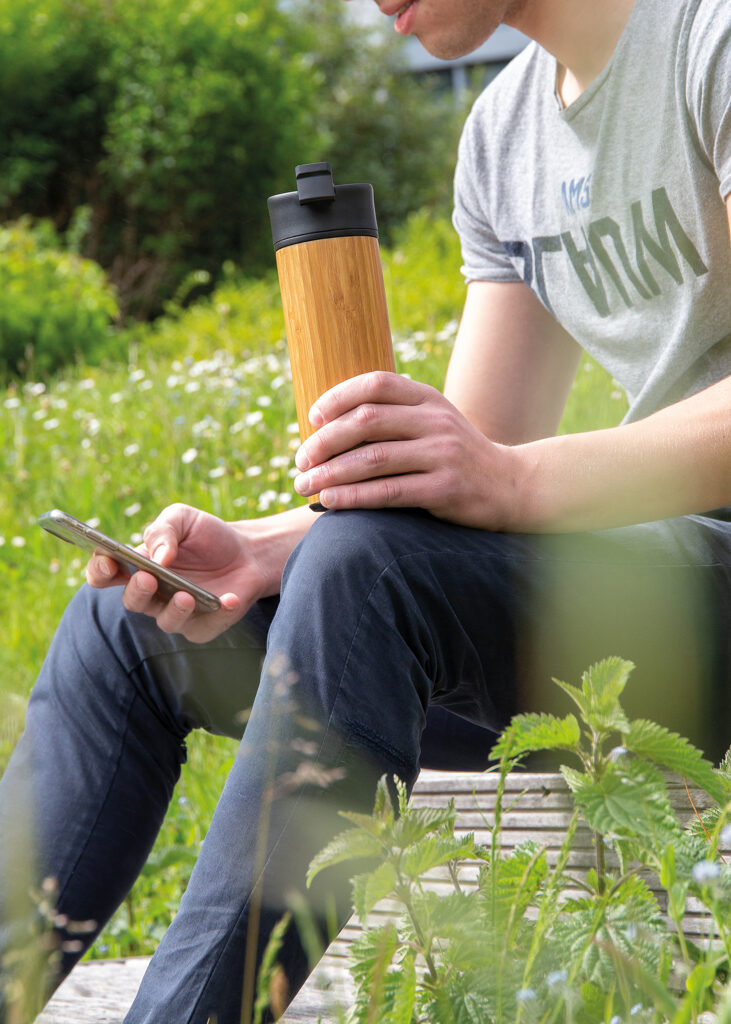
[268, 162, 395, 510]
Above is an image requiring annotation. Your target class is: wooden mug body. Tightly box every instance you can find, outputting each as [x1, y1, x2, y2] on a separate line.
[275, 234, 395, 508]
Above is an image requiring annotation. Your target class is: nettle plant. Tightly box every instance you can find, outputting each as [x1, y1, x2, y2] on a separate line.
[307, 658, 731, 1024]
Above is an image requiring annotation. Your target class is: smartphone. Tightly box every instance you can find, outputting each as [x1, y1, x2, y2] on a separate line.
[38, 509, 222, 613]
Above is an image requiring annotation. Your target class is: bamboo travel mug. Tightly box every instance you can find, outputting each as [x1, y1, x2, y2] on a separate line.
[268, 162, 395, 510]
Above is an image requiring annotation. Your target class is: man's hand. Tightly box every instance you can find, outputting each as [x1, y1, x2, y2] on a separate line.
[293, 371, 520, 530]
[85, 504, 274, 642]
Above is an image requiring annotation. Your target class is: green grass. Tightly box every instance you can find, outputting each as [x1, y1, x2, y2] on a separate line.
[0, 215, 627, 958]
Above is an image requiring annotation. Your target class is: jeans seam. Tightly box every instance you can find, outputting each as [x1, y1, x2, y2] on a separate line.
[55, 689, 138, 920]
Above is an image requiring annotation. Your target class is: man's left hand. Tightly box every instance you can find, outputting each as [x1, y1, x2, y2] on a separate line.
[293, 371, 520, 530]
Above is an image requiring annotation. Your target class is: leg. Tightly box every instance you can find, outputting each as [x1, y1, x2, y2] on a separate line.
[125, 509, 540, 1024]
[0, 585, 272, 1021]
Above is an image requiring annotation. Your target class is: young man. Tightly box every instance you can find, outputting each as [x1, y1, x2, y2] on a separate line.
[1, 0, 729, 1021]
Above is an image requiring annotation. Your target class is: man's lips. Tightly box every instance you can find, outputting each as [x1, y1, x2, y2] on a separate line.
[378, 0, 415, 16]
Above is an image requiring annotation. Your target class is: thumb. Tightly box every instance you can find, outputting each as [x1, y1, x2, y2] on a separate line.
[142, 519, 182, 567]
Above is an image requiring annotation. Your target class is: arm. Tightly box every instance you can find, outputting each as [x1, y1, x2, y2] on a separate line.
[293, 200, 731, 530]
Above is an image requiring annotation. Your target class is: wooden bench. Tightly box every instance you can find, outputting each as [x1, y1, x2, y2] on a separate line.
[38, 769, 728, 1024]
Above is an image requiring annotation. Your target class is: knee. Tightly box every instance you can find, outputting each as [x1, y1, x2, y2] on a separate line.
[282, 509, 417, 599]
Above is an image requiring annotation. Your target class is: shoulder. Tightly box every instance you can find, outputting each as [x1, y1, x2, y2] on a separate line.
[680, 0, 731, 81]
[460, 42, 548, 158]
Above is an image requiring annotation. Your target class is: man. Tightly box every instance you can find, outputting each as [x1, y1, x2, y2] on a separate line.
[1, 0, 729, 1021]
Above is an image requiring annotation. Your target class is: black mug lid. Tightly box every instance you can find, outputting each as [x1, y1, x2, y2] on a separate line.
[268, 162, 378, 251]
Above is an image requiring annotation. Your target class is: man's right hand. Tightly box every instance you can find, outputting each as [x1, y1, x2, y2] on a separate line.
[85, 503, 314, 643]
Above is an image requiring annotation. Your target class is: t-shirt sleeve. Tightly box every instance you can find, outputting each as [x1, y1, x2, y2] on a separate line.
[685, 0, 731, 200]
[452, 105, 522, 284]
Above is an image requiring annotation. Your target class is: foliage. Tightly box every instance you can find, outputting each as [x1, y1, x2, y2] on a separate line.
[0, 0, 466, 315]
[0, 0, 317, 316]
[309, 658, 731, 1023]
[0, 219, 119, 377]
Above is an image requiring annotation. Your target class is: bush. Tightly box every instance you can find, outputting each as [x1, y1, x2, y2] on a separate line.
[0, 219, 119, 376]
[0, 0, 318, 317]
[0, 0, 467, 316]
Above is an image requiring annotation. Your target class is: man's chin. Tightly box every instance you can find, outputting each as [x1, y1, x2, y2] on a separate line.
[417, 27, 497, 62]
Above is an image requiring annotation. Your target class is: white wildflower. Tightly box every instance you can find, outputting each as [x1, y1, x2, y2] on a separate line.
[124, 443, 140, 457]
[181, 448, 198, 464]
[245, 466, 262, 477]
[124, 502, 142, 518]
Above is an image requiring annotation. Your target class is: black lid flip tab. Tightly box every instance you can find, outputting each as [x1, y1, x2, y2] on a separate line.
[268, 163, 378, 252]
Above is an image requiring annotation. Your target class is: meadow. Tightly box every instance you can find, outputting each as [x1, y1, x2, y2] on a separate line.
[0, 212, 627, 958]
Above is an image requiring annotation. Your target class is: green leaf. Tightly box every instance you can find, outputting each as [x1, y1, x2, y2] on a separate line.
[478, 841, 547, 937]
[349, 923, 400, 1024]
[306, 827, 383, 887]
[387, 949, 416, 1024]
[352, 860, 397, 922]
[626, 719, 728, 806]
[373, 774, 395, 819]
[489, 712, 581, 761]
[570, 759, 682, 853]
[399, 833, 476, 880]
[554, 657, 634, 735]
[560, 764, 587, 794]
[392, 804, 457, 847]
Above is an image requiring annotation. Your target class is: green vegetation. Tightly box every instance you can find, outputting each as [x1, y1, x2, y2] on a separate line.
[0, 0, 462, 317]
[311, 659, 731, 1022]
[0, 218, 119, 377]
[0, 212, 627, 960]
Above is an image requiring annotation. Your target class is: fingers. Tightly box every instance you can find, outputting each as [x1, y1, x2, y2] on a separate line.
[120, 571, 243, 642]
[309, 371, 429, 428]
[295, 404, 422, 472]
[86, 555, 129, 589]
[294, 439, 423, 500]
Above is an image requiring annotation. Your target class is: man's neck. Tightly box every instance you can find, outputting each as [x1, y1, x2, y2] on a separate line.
[506, 0, 637, 106]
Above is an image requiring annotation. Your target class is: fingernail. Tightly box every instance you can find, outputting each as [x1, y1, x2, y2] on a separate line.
[152, 543, 168, 564]
[136, 573, 155, 593]
[295, 446, 310, 471]
[309, 404, 323, 428]
[96, 557, 112, 577]
[294, 472, 310, 495]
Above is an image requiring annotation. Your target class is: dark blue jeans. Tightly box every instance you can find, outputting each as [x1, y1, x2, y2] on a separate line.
[1, 508, 729, 1023]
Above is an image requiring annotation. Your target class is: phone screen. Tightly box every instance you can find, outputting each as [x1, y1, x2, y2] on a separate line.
[38, 509, 221, 612]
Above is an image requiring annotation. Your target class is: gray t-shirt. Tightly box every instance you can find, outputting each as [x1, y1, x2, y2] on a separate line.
[453, 0, 731, 422]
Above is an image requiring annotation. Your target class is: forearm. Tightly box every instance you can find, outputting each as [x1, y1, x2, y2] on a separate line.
[509, 375, 731, 532]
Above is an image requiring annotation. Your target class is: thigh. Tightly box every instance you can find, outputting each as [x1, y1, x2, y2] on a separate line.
[282, 509, 730, 768]
[516, 514, 731, 764]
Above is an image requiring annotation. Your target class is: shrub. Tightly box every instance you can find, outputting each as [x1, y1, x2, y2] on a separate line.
[0, 0, 318, 317]
[0, 219, 119, 377]
[0, 0, 467, 316]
